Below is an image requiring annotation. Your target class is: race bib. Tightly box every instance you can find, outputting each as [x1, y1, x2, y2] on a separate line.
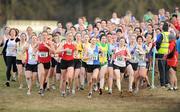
[17, 47, 22, 53]
[39, 52, 48, 58]
[101, 52, 107, 58]
[93, 53, 98, 60]
[114, 56, 126, 67]
[138, 55, 145, 61]
[132, 56, 138, 61]
[117, 57, 123, 61]
[66, 49, 72, 56]
[30, 54, 36, 60]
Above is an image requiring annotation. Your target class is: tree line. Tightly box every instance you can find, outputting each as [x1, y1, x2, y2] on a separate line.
[0, 0, 179, 27]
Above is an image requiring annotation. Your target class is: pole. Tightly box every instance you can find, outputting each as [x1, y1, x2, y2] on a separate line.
[151, 46, 156, 88]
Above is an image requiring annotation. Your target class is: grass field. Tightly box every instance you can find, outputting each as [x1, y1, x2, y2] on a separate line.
[0, 56, 180, 112]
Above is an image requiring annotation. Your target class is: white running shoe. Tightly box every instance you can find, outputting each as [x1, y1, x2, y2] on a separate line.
[129, 88, 133, 92]
[18, 84, 23, 89]
[27, 90, 31, 95]
[93, 84, 98, 91]
[51, 85, 56, 90]
[108, 89, 112, 94]
[11, 76, 17, 82]
[72, 89, 75, 95]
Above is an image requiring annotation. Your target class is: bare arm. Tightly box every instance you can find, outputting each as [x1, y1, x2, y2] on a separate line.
[54, 43, 67, 54]
[124, 48, 131, 60]
[22, 43, 29, 53]
[82, 47, 89, 60]
[0, 36, 4, 46]
[44, 42, 55, 53]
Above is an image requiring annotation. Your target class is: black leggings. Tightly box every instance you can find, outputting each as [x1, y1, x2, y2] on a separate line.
[2, 52, 7, 66]
[6, 56, 17, 81]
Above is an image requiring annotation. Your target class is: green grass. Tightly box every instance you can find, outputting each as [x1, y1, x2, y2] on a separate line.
[0, 55, 180, 112]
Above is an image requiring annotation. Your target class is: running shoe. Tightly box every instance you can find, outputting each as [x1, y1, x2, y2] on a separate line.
[5, 81, 10, 87]
[11, 76, 17, 82]
[27, 89, 31, 95]
[174, 87, 178, 91]
[11, 79, 16, 82]
[72, 89, 75, 95]
[80, 85, 84, 90]
[18, 84, 23, 89]
[167, 87, 173, 91]
[108, 89, 112, 94]
[134, 89, 139, 94]
[66, 87, 70, 96]
[128, 88, 133, 93]
[99, 88, 103, 95]
[93, 84, 98, 92]
[61, 92, 66, 97]
[88, 92, 92, 99]
[39, 89, 44, 96]
[165, 84, 171, 88]
[51, 84, 56, 90]
[41, 89, 45, 96]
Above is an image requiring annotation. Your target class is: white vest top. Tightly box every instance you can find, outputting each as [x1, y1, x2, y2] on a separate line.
[6, 39, 17, 57]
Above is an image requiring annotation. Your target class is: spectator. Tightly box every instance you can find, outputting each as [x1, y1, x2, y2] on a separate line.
[176, 31, 180, 54]
[110, 12, 120, 25]
[156, 22, 170, 87]
[166, 34, 178, 91]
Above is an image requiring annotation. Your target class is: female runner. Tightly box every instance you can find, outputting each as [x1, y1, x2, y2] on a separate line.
[83, 36, 100, 98]
[112, 37, 131, 93]
[24, 35, 38, 95]
[98, 34, 109, 95]
[16, 33, 27, 89]
[38, 31, 54, 96]
[72, 32, 83, 94]
[56, 32, 75, 96]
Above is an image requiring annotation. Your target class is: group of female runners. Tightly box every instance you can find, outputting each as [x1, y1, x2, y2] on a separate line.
[0, 11, 179, 98]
